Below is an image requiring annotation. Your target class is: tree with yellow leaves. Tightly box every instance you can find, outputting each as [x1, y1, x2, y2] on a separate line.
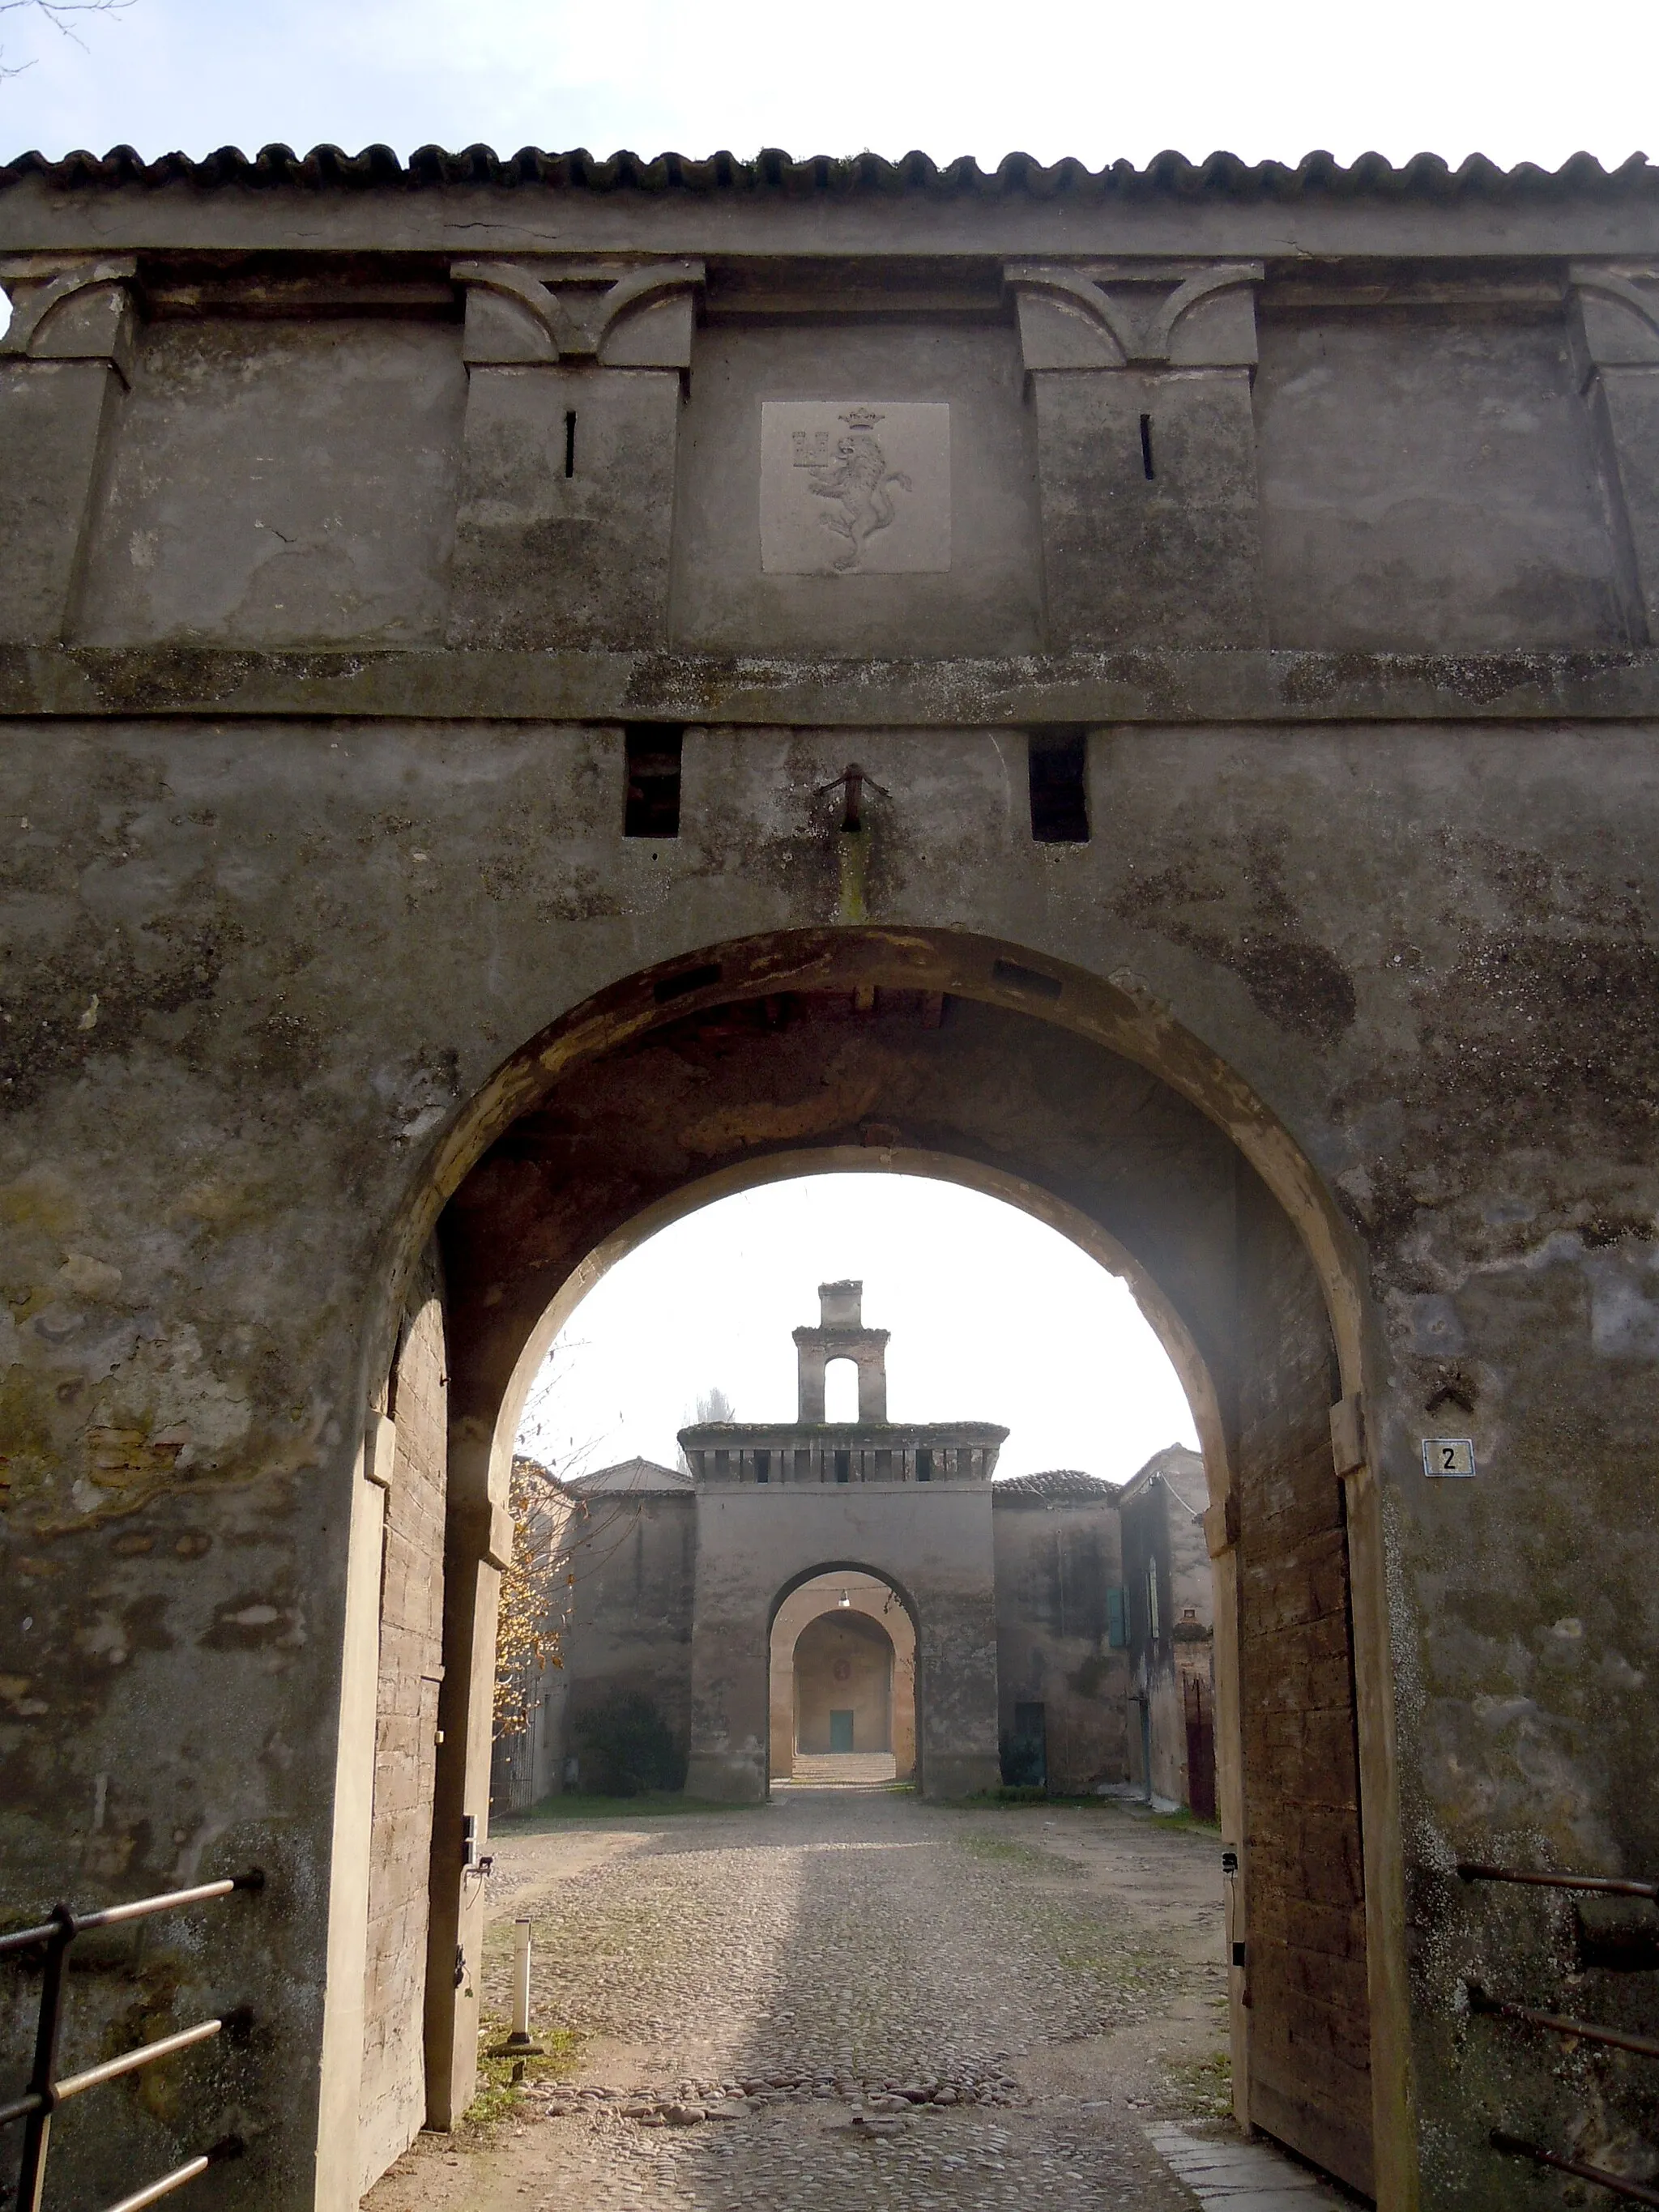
[492, 1454, 569, 1736]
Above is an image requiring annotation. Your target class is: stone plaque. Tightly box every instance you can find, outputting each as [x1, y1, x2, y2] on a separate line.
[760, 402, 950, 575]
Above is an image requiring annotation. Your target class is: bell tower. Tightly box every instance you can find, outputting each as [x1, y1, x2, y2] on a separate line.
[793, 1279, 889, 1422]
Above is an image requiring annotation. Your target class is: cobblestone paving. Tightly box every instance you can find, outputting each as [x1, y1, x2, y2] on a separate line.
[364, 1790, 1290, 2212]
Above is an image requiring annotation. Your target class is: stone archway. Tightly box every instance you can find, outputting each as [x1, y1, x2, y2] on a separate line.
[410, 923, 1405, 2202]
[770, 1571, 918, 1784]
[795, 1609, 893, 1756]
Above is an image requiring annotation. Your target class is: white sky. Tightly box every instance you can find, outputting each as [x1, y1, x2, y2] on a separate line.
[516, 1173, 1196, 1486]
[0, 0, 1653, 172]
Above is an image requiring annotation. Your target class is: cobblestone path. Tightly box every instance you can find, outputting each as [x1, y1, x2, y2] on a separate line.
[364, 1790, 1341, 2212]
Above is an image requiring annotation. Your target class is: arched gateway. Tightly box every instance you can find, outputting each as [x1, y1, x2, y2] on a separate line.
[775, 1579, 916, 1782]
[6, 141, 1659, 2212]
[429, 928, 1395, 2201]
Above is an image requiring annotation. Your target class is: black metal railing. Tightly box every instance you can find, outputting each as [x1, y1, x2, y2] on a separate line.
[1458, 1862, 1659, 1903]
[1461, 1862, 1659, 2205]
[2, 1869, 262, 2212]
[1491, 2132, 1659, 2207]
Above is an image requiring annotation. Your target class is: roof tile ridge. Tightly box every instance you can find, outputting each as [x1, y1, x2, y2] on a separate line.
[3, 143, 1658, 200]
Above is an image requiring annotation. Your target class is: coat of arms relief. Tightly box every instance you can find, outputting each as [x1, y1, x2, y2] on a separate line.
[760, 402, 951, 575]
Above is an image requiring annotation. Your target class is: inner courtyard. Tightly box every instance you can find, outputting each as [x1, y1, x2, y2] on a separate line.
[363, 1785, 1344, 2212]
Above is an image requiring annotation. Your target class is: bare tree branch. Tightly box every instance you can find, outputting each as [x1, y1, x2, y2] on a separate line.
[1, 0, 133, 84]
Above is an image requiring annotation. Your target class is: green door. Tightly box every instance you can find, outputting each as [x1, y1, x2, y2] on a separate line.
[830, 1710, 855, 1752]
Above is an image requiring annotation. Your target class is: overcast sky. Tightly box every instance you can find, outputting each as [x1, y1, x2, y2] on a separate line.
[1, 0, 1653, 173]
[516, 1174, 1197, 1487]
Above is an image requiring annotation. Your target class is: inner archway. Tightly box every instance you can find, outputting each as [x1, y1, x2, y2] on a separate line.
[770, 1571, 919, 1785]
[412, 924, 1404, 2202]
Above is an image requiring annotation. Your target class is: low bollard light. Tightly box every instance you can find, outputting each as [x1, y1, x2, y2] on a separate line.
[488, 1917, 544, 2058]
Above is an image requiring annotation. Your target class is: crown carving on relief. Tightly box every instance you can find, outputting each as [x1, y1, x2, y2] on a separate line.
[840, 406, 885, 430]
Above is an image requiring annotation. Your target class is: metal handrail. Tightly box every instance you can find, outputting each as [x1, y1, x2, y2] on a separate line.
[0, 1876, 259, 1962]
[1468, 1984, 1659, 2062]
[2, 1871, 262, 2212]
[1457, 1862, 1659, 1902]
[1493, 2131, 1659, 2206]
[1466, 1862, 1659, 2202]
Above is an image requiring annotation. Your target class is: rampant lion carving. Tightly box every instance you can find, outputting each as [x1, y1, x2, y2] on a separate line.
[806, 411, 913, 573]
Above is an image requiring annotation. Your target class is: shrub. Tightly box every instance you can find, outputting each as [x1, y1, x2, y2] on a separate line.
[573, 1694, 685, 1796]
[999, 1731, 1046, 1790]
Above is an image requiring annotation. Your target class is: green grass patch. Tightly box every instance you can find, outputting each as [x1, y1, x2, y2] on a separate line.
[463, 2020, 582, 2129]
[951, 1791, 1126, 1810]
[1163, 2048, 1233, 2120]
[1145, 1806, 1223, 1836]
[958, 1833, 1061, 1873]
[1081, 1795, 1222, 1836]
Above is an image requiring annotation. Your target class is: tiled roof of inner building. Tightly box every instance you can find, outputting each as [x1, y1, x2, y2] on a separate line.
[2, 143, 1657, 200]
[992, 1468, 1118, 1499]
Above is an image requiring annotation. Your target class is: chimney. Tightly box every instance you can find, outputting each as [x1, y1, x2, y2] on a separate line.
[819, 1279, 863, 1326]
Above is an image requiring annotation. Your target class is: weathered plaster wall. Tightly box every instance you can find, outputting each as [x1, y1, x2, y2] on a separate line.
[992, 1485, 1131, 1792]
[75, 318, 466, 647]
[668, 321, 1043, 655]
[554, 1493, 696, 1792]
[686, 1485, 999, 1801]
[6, 702, 1659, 2203]
[1255, 308, 1631, 650]
[451, 364, 681, 650]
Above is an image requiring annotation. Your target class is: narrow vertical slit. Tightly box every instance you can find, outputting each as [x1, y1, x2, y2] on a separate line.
[1027, 727, 1090, 844]
[623, 725, 684, 837]
[1139, 413, 1155, 480]
[564, 409, 577, 479]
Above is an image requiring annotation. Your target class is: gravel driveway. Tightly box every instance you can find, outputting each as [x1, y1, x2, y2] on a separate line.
[363, 1788, 1286, 2212]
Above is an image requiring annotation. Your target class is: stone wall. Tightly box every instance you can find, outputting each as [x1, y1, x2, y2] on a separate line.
[688, 1481, 1000, 1801]
[550, 1491, 697, 1796]
[1120, 1447, 1213, 1811]
[992, 1475, 1131, 1793]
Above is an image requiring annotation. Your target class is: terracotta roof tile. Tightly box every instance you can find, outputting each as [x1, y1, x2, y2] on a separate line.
[2, 143, 1654, 202]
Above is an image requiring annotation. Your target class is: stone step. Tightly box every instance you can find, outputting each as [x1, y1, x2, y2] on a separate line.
[1145, 2123, 1352, 2209]
[782, 1753, 899, 1785]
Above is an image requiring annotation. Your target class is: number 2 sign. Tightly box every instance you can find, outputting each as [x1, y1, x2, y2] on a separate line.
[1422, 1438, 1477, 1479]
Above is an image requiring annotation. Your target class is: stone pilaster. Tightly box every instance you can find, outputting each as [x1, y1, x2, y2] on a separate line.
[447, 259, 702, 646]
[0, 255, 136, 641]
[1008, 260, 1265, 647]
[1569, 264, 1659, 645]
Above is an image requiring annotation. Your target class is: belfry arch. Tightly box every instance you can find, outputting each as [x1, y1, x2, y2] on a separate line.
[403, 922, 1408, 2207]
